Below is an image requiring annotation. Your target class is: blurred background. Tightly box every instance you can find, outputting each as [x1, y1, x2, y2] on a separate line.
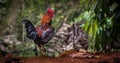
[0, 0, 120, 57]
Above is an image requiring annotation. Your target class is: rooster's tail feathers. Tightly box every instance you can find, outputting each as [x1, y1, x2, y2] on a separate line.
[22, 19, 38, 40]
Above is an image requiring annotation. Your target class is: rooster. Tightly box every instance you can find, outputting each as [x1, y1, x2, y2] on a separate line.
[22, 8, 54, 55]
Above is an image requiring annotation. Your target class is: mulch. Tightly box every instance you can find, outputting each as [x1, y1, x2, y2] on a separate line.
[0, 50, 120, 63]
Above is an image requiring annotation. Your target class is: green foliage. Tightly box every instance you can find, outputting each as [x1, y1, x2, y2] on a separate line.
[19, 49, 36, 57]
[79, 0, 120, 52]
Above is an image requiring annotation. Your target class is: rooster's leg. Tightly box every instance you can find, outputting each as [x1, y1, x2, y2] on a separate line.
[39, 45, 46, 55]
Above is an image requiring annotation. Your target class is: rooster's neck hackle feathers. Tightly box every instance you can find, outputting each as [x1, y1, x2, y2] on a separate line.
[41, 8, 54, 30]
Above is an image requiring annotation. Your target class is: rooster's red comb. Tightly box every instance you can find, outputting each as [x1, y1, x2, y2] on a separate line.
[47, 8, 54, 13]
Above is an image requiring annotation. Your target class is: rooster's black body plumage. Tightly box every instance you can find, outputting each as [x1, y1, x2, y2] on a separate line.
[22, 19, 54, 47]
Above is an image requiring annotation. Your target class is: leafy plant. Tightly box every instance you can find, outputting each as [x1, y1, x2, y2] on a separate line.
[80, 0, 120, 52]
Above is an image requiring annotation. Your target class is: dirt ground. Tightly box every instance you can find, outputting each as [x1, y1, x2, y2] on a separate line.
[0, 50, 120, 63]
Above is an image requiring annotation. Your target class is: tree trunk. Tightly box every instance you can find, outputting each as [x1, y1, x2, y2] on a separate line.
[0, 0, 20, 36]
